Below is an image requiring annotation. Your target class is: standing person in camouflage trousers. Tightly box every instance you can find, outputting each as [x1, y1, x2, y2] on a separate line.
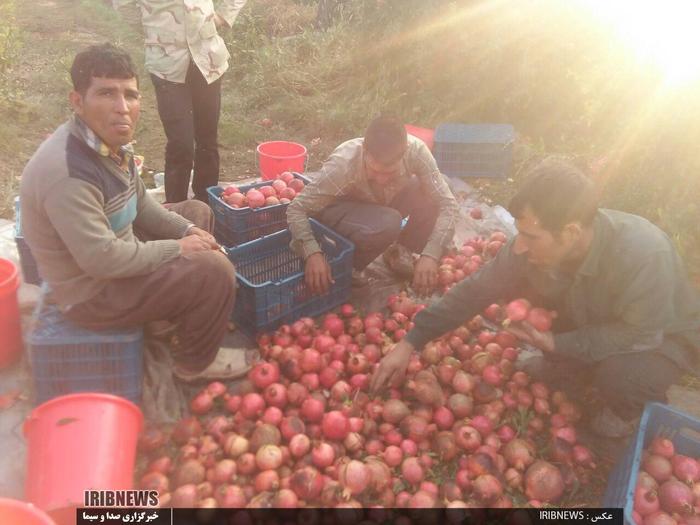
[287, 114, 460, 296]
[113, 0, 248, 203]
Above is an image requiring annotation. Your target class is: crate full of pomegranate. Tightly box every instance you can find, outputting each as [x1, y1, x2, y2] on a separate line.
[207, 172, 309, 246]
[603, 403, 700, 525]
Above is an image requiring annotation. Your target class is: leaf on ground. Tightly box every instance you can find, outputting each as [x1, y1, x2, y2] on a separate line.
[0, 389, 22, 410]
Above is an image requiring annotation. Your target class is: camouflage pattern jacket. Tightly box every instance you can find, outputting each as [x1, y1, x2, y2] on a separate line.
[114, 0, 247, 84]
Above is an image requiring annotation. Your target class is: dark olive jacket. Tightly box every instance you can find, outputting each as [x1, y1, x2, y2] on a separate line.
[405, 209, 700, 369]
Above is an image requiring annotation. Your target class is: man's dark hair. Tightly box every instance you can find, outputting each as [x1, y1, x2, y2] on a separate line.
[508, 158, 599, 233]
[70, 43, 138, 94]
[364, 114, 408, 163]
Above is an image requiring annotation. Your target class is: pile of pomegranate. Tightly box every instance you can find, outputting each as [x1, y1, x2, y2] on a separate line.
[135, 294, 597, 509]
[483, 299, 556, 333]
[219, 171, 305, 209]
[633, 437, 700, 525]
[437, 232, 507, 293]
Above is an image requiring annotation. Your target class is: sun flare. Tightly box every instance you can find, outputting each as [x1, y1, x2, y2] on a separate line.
[576, 0, 700, 85]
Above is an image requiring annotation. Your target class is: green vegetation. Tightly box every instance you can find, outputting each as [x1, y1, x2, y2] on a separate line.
[0, 0, 20, 216]
[1, 0, 698, 280]
[228, 0, 700, 280]
[0, 1, 19, 77]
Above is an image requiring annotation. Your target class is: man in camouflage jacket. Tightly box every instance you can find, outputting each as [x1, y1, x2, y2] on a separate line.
[114, 0, 247, 203]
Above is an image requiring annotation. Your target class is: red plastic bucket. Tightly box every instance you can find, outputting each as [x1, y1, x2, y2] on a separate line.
[0, 498, 56, 525]
[257, 141, 307, 180]
[24, 393, 143, 525]
[0, 258, 22, 369]
[405, 124, 435, 151]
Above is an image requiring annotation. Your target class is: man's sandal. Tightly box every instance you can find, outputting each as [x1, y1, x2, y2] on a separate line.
[173, 348, 260, 383]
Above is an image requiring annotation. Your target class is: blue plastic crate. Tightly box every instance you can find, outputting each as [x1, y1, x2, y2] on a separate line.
[226, 219, 354, 335]
[433, 123, 514, 179]
[207, 173, 310, 246]
[602, 403, 700, 525]
[13, 196, 42, 285]
[28, 304, 144, 405]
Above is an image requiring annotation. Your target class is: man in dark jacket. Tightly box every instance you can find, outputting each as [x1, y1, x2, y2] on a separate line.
[371, 158, 700, 441]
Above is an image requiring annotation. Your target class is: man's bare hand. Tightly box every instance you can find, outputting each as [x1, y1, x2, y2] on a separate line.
[369, 340, 414, 394]
[188, 226, 218, 248]
[412, 255, 438, 297]
[178, 234, 217, 255]
[506, 321, 555, 353]
[305, 252, 334, 295]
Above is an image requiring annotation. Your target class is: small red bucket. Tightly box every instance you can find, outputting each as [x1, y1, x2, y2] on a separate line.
[405, 124, 435, 150]
[0, 258, 22, 369]
[257, 141, 307, 180]
[0, 498, 56, 525]
[24, 393, 143, 525]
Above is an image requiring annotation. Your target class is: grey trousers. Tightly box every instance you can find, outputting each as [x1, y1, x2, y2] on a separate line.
[317, 176, 439, 269]
[64, 200, 235, 373]
[528, 349, 683, 420]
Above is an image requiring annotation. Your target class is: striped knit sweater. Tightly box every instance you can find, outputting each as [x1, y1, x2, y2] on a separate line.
[19, 116, 192, 308]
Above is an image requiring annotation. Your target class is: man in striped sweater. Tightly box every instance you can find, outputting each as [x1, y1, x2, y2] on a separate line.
[20, 44, 254, 382]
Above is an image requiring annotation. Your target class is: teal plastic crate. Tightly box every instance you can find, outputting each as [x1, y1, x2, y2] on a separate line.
[602, 403, 700, 525]
[433, 123, 514, 179]
[226, 219, 353, 335]
[15, 235, 41, 285]
[13, 196, 42, 285]
[207, 173, 310, 247]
